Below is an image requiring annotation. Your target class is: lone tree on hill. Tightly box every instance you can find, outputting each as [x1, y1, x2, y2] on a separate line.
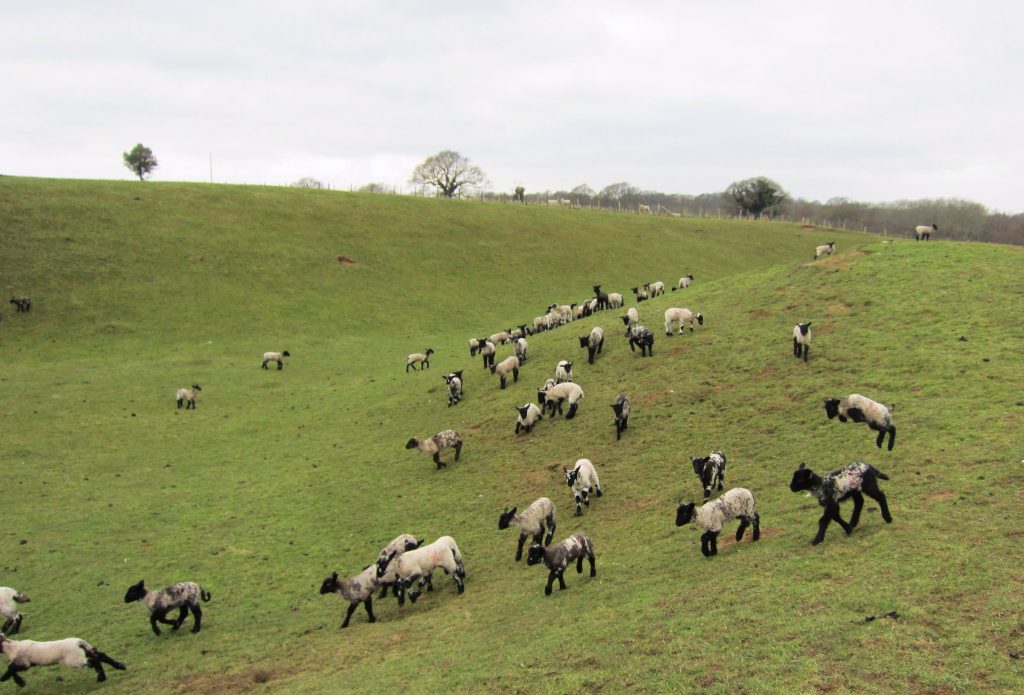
[123, 144, 158, 181]
[726, 176, 788, 217]
[410, 150, 488, 198]
[513, 186, 525, 203]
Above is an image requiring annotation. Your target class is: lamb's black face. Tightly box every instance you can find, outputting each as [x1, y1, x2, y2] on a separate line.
[621, 316, 630, 325]
[526, 544, 545, 565]
[192, 384, 202, 391]
[517, 405, 531, 420]
[282, 351, 291, 357]
[798, 323, 810, 335]
[498, 507, 517, 530]
[124, 580, 146, 603]
[405, 438, 419, 449]
[611, 403, 623, 416]
[696, 314, 704, 326]
[404, 538, 424, 552]
[823, 399, 841, 420]
[565, 468, 578, 487]
[319, 573, 339, 595]
[675, 504, 695, 527]
[691, 457, 707, 478]
[579, 336, 589, 348]
[537, 390, 547, 406]
[790, 465, 813, 492]
[376, 551, 396, 578]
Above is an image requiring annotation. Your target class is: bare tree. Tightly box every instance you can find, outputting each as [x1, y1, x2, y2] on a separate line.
[409, 150, 488, 198]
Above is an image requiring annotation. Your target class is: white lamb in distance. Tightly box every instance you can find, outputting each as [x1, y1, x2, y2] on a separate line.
[814, 241, 835, 259]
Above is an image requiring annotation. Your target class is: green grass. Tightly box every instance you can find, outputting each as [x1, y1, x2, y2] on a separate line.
[1, 177, 1022, 694]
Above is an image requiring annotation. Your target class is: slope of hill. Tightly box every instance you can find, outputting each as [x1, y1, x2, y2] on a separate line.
[0, 177, 1021, 694]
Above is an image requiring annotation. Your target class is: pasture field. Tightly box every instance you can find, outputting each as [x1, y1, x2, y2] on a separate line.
[1, 177, 1022, 694]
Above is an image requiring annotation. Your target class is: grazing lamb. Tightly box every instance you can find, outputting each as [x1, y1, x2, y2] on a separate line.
[469, 338, 480, 356]
[391, 536, 466, 606]
[691, 451, 727, 501]
[672, 274, 694, 291]
[564, 458, 602, 516]
[0, 634, 125, 687]
[824, 394, 896, 450]
[814, 241, 835, 259]
[531, 315, 550, 334]
[515, 402, 544, 434]
[915, 224, 937, 241]
[664, 307, 704, 335]
[405, 430, 463, 469]
[406, 348, 434, 372]
[0, 588, 29, 635]
[319, 566, 382, 628]
[540, 381, 585, 419]
[498, 497, 557, 561]
[261, 350, 291, 370]
[478, 339, 496, 368]
[644, 281, 665, 297]
[611, 394, 630, 441]
[443, 371, 463, 407]
[628, 324, 654, 356]
[514, 336, 528, 363]
[792, 322, 812, 362]
[621, 307, 640, 336]
[490, 355, 520, 389]
[554, 360, 573, 384]
[175, 384, 201, 410]
[630, 286, 649, 303]
[675, 488, 760, 557]
[123, 580, 211, 635]
[489, 330, 512, 346]
[526, 533, 596, 595]
[578, 327, 605, 365]
[789, 462, 892, 545]
[607, 292, 624, 309]
[8, 297, 30, 313]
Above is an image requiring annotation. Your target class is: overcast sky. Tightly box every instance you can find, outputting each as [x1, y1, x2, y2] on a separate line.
[4, 1, 1022, 211]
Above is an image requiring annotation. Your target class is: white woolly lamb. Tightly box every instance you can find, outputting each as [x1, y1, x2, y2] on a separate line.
[478, 339, 496, 368]
[915, 224, 937, 241]
[498, 497, 557, 561]
[611, 394, 631, 441]
[664, 307, 704, 335]
[672, 274, 694, 291]
[607, 292, 624, 308]
[675, 487, 760, 557]
[824, 394, 896, 450]
[175, 384, 201, 410]
[261, 350, 291, 370]
[578, 326, 604, 365]
[515, 402, 544, 434]
[630, 286, 649, 303]
[0, 588, 29, 635]
[514, 337, 528, 363]
[564, 458, 602, 516]
[391, 536, 466, 606]
[443, 371, 463, 407]
[540, 381, 584, 419]
[0, 635, 126, 687]
[621, 307, 640, 336]
[490, 355, 521, 389]
[644, 281, 665, 297]
[406, 349, 435, 372]
[489, 331, 512, 346]
[469, 338, 480, 356]
[792, 322, 812, 362]
[554, 360, 573, 384]
[814, 241, 835, 259]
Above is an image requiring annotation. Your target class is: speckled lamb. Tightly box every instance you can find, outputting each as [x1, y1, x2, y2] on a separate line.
[526, 532, 596, 595]
[691, 450, 727, 501]
[499, 497, 557, 561]
[789, 462, 892, 545]
[405, 430, 463, 469]
[675, 487, 760, 557]
[123, 580, 211, 635]
[319, 565, 381, 628]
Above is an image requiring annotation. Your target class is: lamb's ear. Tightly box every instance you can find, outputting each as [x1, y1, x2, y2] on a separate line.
[503, 506, 509, 513]
[798, 463, 806, 470]
[331, 572, 338, 581]
[806, 322, 812, 328]
[510, 507, 517, 515]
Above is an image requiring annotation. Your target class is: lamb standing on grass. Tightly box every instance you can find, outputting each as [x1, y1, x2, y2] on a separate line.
[824, 394, 896, 450]
[526, 533, 596, 595]
[319, 566, 381, 628]
[621, 307, 640, 336]
[443, 371, 463, 407]
[469, 338, 480, 356]
[564, 458, 602, 516]
[555, 360, 573, 384]
[406, 349, 434, 372]
[539, 381, 585, 418]
[390, 536, 466, 606]
[789, 462, 892, 545]
[915, 224, 937, 241]
[490, 355, 520, 389]
[405, 430, 463, 469]
[515, 402, 544, 434]
[814, 242, 835, 259]
[664, 308, 703, 335]
[175, 384, 201, 410]
[792, 323, 812, 362]
[611, 394, 630, 441]
[498, 497, 557, 561]
[628, 324, 654, 356]
[691, 451, 727, 501]
[261, 350, 291, 370]
[123, 580, 211, 635]
[8, 297, 30, 313]
[374, 535, 424, 597]
[578, 327, 604, 365]
[645, 281, 665, 297]
[0, 634, 125, 687]
[514, 336, 528, 363]
[478, 339, 496, 368]
[675, 488, 760, 557]
[672, 274, 694, 291]
[0, 588, 29, 635]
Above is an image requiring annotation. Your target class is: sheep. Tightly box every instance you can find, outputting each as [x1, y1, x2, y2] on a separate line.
[490, 355, 520, 389]
[578, 326, 604, 365]
[547, 304, 573, 325]
[526, 533, 596, 595]
[0, 634, 125, 687]
[792, 322, 812, 362]
[554, 360, 573, 384]
[123, 580, 211, 635]
[478, 339, 496, 368]
[175, 384, 201, 410]
[261, 350, 291, 370]
[405, 430, 463, 469]
[789, 462, 892, 545]
[814, 241, 835, 259]
[564, 458, 602, 516]
[319, 565, 382, 628]
[8, 297, 30, 313]
[638, 203, 651, 214]
[406, 348, 435, 372]
[374, 534, 424, 594]
[663, 307, 703, 335]
[498, 497, 557, 561]
[532, 315, 550, 334]
[583, 298, 599, 315]
[536, 378, 556, 405]
[0, 588, 29, 635]
[824, 394, 896, 450]
[391, 536, 466, 606]
[510, 324, 529, 340]
[630, 286, 649, 303]
[607, 292, 624, 309]
[515, 402, 544, 434]
[592, 285, 610, 311]
[644, 281, 665, 297]
[469, 338, 480, 356]
[628, 324, 654, 356]
[672, 274, 694, 291]
[915, 224, 937, 241]
[621, 307, 639, 336]
[513, 336, 528, 363]
[443, 371, 463, 407]
[611, 394, 630, 441]
[489, 330, 512, 346]
[691, 450, 727, 501]
[540, 381, 584, 419]
[675, 487, 760, 557]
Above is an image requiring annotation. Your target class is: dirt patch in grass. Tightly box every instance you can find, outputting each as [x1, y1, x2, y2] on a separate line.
[827, 303, 852, 315]
[923, 490, 956, 505]
[173, 666, 293, 694]
[750, 308, 771, 319]
[756, 366, 776, 380]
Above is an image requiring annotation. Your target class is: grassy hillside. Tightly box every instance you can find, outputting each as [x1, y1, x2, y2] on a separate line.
[1, 177, 1021, 694]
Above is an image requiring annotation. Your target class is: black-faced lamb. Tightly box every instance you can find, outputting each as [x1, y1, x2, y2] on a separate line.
[405, 430, 463, 469]
[8, 297, 30, 313]
[478, 339, 496, 368]
[0, 634, 125, 687]
[578, 326, 604, 365]
[675, 487, 760, 557]
[261, 350, 291, 370]
[628, 324, 654, 356]
[498, 497, 557, 561]
[792, 322, 812, 362]
[814, 241, 835, 259]
[406, 348, 434, 372]
[823, 394, 896, 450]
[664, 307, 703, 335]
[789, 462, 892, 545]
[123, 580, 211, 635]
[564, 458, 602, 515]
[691, 450, 727, 501]
[610, 394, 630, 441]
[554, 360, 573, 384]
[515, 402, 544, 434]
[390, 536, 466, 606]
[644, 281, 665, 297]
[621, 307, 639, 336]
[489, 330, 512, 345]
[175, 384, 201, 410]
[672, 274, 694, 291]
[319, 565, 381, 628]
[915, 224, 937, 241]
[630, 286, 648, 303]
[514, 336, 528, 363]
[469, 338, 480, 356]
[526, 533, 596, 595]
[607, 292, 624, 309]
[443, 371, 463, 407]
[0, 588, 29, 635]
[374, 534, 424, 596]
[490, 355, 520, 389]
[540, 381, 584, 418]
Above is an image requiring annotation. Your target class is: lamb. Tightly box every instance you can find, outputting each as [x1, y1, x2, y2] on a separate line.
[824, 394, 896, 450]
[515, 402, 544, 434]
[513, 336, 528, 363]
[607, 292, 624, 309]
[443, 371, 463, 407]
[583, 298, 599, 315]
[611, 394, 630, 441]
[319, 565, 382, 628]
[510, 324, 529, 340]
[489, 331, 512, 346]
[391, 536, 466, 606]
[374, 534, 424, 590]
[630, 286, 648, 303]
[123, 580, 211, 635]
[792, 322, 812, 362]
[469, 338, 481, 356]
[547, 305, 573, 325]
[261, 350, 291, 370]
[664, 307, 704, 335]
[915, 224, 937, 241]
[406, 348, 434, 372]
[814, 241, 835, 259]
[490, 355, 521, 389]
[498, 497, 557, 561]
[536, 378, 556, 405]
[478, 339, 496, 368]
[592, 285, 610, 311]
[578, 326, 604, 365]
[540, 381, 584, 419]
[621, 307, 639, 336]
[554, 360, 573, 384]
[675, 487, 760, 557]
[628, 324, 654, 356]
[644, 281, 665, 297]
[405, 430, 463, 469]
[0, 634, 126, 687]
[789, 462, 892, 545]
[532, 315, 550, 334]
[672, 274, 694, 291]
[175, 384, 201, 409]
[564, 458, 602, 515]
[0, 588, 29, 635]
[526, 533, 596, 595]
[691, 450, 727, 501]
[8, 297, 30, 313]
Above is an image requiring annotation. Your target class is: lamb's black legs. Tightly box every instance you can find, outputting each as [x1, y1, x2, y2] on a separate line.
[189, 604, 203, 633]
[752, 513, 760, 541]
[454, 442, 462, 461]
[172, 606, 189, 629]
[1, 664, 28, 687]
[887, 426, 895, 451]
[342, 602, 358, 628]
[849, 492, 865, 528]
[812, 506, 851, 545]
[544, 569, 568, 595]
[566, 402, 579, 419]
[433, 453, 446, 469]
[87, 649, 125, 681]
[700, 530, 719, 557]
[863, 484, 894, 523]
[151, 612, 180, 635]
[516, 534, 528, 561]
